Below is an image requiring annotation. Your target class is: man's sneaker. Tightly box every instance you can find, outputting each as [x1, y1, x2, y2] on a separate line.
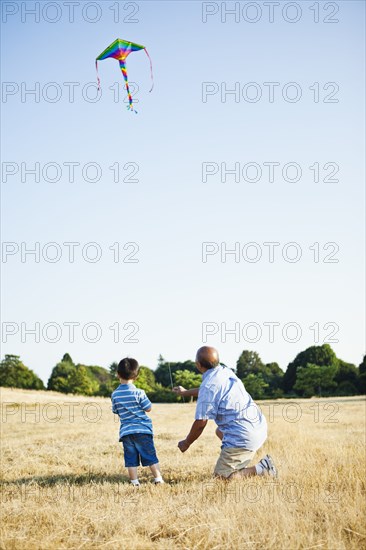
[258, 454, 278, 478]
[154, 480, 165, 485]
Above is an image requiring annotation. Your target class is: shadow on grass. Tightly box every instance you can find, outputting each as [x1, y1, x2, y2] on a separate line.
[1, 473, 130, 487]
[1, 471, 210, 487]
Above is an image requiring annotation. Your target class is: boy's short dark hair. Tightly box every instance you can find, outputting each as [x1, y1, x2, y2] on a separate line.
[117, 357, 139, 379]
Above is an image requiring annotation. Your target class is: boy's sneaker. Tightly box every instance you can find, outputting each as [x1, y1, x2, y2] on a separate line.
[154, 479, 165, 485]
[258, 454, 278, 478]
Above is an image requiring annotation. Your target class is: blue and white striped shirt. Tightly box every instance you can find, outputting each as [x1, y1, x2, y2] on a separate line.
[111, 383, 153, 440]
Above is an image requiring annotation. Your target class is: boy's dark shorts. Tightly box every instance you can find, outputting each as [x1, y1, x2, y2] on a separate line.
[121, 433, 158, 467]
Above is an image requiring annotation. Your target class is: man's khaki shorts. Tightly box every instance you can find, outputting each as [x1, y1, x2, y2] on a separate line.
[214, 447, 255, 478]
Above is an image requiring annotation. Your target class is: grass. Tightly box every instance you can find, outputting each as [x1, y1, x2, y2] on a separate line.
[1, 387, 365, 549]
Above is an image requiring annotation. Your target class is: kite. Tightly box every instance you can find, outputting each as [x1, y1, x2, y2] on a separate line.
[96, 38, 153, 113]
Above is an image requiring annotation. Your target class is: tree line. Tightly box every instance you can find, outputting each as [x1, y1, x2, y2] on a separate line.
[1, 345, 365, 400]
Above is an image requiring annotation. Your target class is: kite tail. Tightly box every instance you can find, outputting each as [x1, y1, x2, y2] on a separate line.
[95, 60, 101, 90]
[144, 48, 154, 92]
[119, 61, 137, 114]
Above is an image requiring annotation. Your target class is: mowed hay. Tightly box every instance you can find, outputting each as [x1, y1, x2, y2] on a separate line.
[1, 388, 365, 549]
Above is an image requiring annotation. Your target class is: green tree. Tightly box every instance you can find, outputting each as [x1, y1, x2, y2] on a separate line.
[242, 373, 268, 400]
[263, 362, 284, 397]
[283, 344, 338, 393]
[134, 366, 156, 393]
[68, 365, 98, 395]
[173, 369, 202, 388]
[155, 360, 196, 387]
[294, 363, 338, 397]
[0, 355, 45, 390]
[236, 351, 264, 379]
[80, 364, 111, 385]
[48, 358, 106, 395]
[94, 361, 120, 396]
[174, 370, 202, 390]
[47, 358, 76, 392]
[236, 352, 283, 398]
[148, 383, 177, 403]
[109, 361, 118, 378]
[97, 381, 117, 397]
[358, 355, 366, 394]
[334, 381, 358, 396]
[335, 360, 358, 388]
[62, 353, 74, 365]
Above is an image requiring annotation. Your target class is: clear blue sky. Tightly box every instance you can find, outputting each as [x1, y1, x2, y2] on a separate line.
[1, 1, 365, 383]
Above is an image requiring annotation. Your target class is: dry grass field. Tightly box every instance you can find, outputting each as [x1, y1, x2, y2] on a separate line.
[1, 387, 365, 550]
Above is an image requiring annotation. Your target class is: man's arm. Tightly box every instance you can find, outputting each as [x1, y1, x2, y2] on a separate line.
[178, 419, 208, 452]
[172, 386, 200, 398]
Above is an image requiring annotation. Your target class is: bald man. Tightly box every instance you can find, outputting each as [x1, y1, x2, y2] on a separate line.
[175, 347, 277, 479]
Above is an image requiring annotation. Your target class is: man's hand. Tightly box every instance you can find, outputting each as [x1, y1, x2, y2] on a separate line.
[178, 439, 190, 453]
[172, 386, 186, 395]
[177, 420, 208, 454]
[172, 386, 200, 398]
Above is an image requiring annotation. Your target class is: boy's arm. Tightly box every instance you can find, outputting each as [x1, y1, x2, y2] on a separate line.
[111, 396, 118, 414]
[178, 419, 208, 452]
[139, 391, 152, 412]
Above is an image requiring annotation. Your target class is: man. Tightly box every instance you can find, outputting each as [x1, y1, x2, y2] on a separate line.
[174, 346, 277, 479]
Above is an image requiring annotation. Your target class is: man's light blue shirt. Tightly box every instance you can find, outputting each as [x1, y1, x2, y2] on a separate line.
[195, 365, 267, 450]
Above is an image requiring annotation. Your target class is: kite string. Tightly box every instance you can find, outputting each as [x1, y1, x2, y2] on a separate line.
[168, 363, 174, 390]
[144, 48, 154, 93]
[168, 363, 185, 404]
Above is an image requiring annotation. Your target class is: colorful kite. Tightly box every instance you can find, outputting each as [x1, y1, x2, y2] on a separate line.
[96, 38, 153, 113]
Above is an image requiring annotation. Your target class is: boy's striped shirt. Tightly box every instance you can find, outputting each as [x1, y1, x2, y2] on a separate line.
[111, 383, 153, 440]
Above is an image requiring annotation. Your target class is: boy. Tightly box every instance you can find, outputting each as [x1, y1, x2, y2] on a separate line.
[111, 357, 164, 486]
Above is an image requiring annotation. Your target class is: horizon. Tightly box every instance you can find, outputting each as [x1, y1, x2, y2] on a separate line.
[2, 341, 362, 386]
